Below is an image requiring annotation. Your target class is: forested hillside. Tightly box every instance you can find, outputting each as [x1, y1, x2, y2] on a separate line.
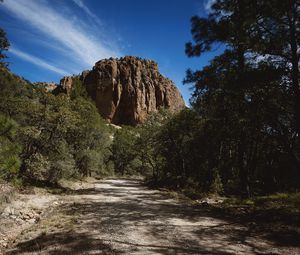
[111, 0, 300, 198]
[0, 0, 300, 198]
[0, 0, 299, 254]
[0, 64, 112, 184]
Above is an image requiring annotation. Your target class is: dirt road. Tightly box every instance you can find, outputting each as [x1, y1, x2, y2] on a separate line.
[5, 179, 299, 254]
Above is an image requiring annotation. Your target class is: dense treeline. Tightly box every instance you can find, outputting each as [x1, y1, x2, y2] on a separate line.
[1, 0, 299, 198]
[0, 67, 112, 184]
[111, 0, 300, 197]
[181, 0, 300, 196]
[0, 18, 113, 185]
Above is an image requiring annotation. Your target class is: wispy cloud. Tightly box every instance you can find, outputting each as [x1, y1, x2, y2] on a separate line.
[2, 0, 120, 70]
[72, 0, 102, 28]
[204, 0, 216, 13]
[10, 48, 69, 76]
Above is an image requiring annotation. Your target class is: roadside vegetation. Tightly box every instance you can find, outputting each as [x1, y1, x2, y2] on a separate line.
[0, 65, 112, 186]
[109, 0, 300, 215]
[0, 0, 299, 218]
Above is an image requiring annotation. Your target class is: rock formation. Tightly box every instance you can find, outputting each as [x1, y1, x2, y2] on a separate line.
[34, 82, 57, 93]
[59, 56, 185, 125]
[59, 76, 74, 95]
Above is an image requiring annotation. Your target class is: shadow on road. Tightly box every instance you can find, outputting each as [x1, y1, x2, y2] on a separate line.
[6, 179, 300, 255]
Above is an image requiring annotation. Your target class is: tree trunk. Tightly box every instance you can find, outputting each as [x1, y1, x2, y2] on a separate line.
[289, 1, 300, 135]
[18, 162, 27, 178]
[238, 134, 250, 198]
[287, 3, 300, 177]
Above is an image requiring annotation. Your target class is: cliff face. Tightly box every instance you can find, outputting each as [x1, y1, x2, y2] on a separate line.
[60, 56, 185, 125]
[34, 82, 57, 93]
[59, 76, 74, 95]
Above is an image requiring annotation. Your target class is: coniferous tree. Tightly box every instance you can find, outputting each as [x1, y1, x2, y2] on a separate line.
[0, 27, 9, 68]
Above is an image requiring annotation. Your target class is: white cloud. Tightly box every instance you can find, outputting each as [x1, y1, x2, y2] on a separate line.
[72, 0, 102, 28]
[2, 0, 120, 70]
[10, 48, 70, 76]
[204, 0, 216, 13]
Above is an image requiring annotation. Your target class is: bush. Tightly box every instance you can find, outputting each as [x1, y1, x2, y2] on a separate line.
[0, 114, 21, 180]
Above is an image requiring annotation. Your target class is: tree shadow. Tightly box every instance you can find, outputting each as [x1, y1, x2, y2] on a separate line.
[6, 231, 120, 255]
[6, 179, 300, 254]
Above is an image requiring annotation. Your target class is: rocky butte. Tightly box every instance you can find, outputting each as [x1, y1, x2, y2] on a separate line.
[56, 56, 185, 126]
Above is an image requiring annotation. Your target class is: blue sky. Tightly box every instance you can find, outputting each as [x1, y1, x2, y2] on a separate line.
[0, 0, 221, 104]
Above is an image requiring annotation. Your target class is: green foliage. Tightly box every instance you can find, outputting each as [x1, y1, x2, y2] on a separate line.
[137, 0, 300, 197]
[209, 169, 223, 194]
[69, 96, 111, 177]
[0, 114, 21, 180]
[109, 109, 172, 177]
[110, 127, 137, 175]
[0, 67, 112, 184]
[0, 27, 10, 67]
[1, 3, 299, 202]
[70, 77, 88, 99]
[134, 109, 172, 178]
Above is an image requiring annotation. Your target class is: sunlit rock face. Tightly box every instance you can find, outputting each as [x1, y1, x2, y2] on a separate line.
[34, 82, 57, 93]
[60, 56, 185, 125]
[59, 76, 74, 95]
